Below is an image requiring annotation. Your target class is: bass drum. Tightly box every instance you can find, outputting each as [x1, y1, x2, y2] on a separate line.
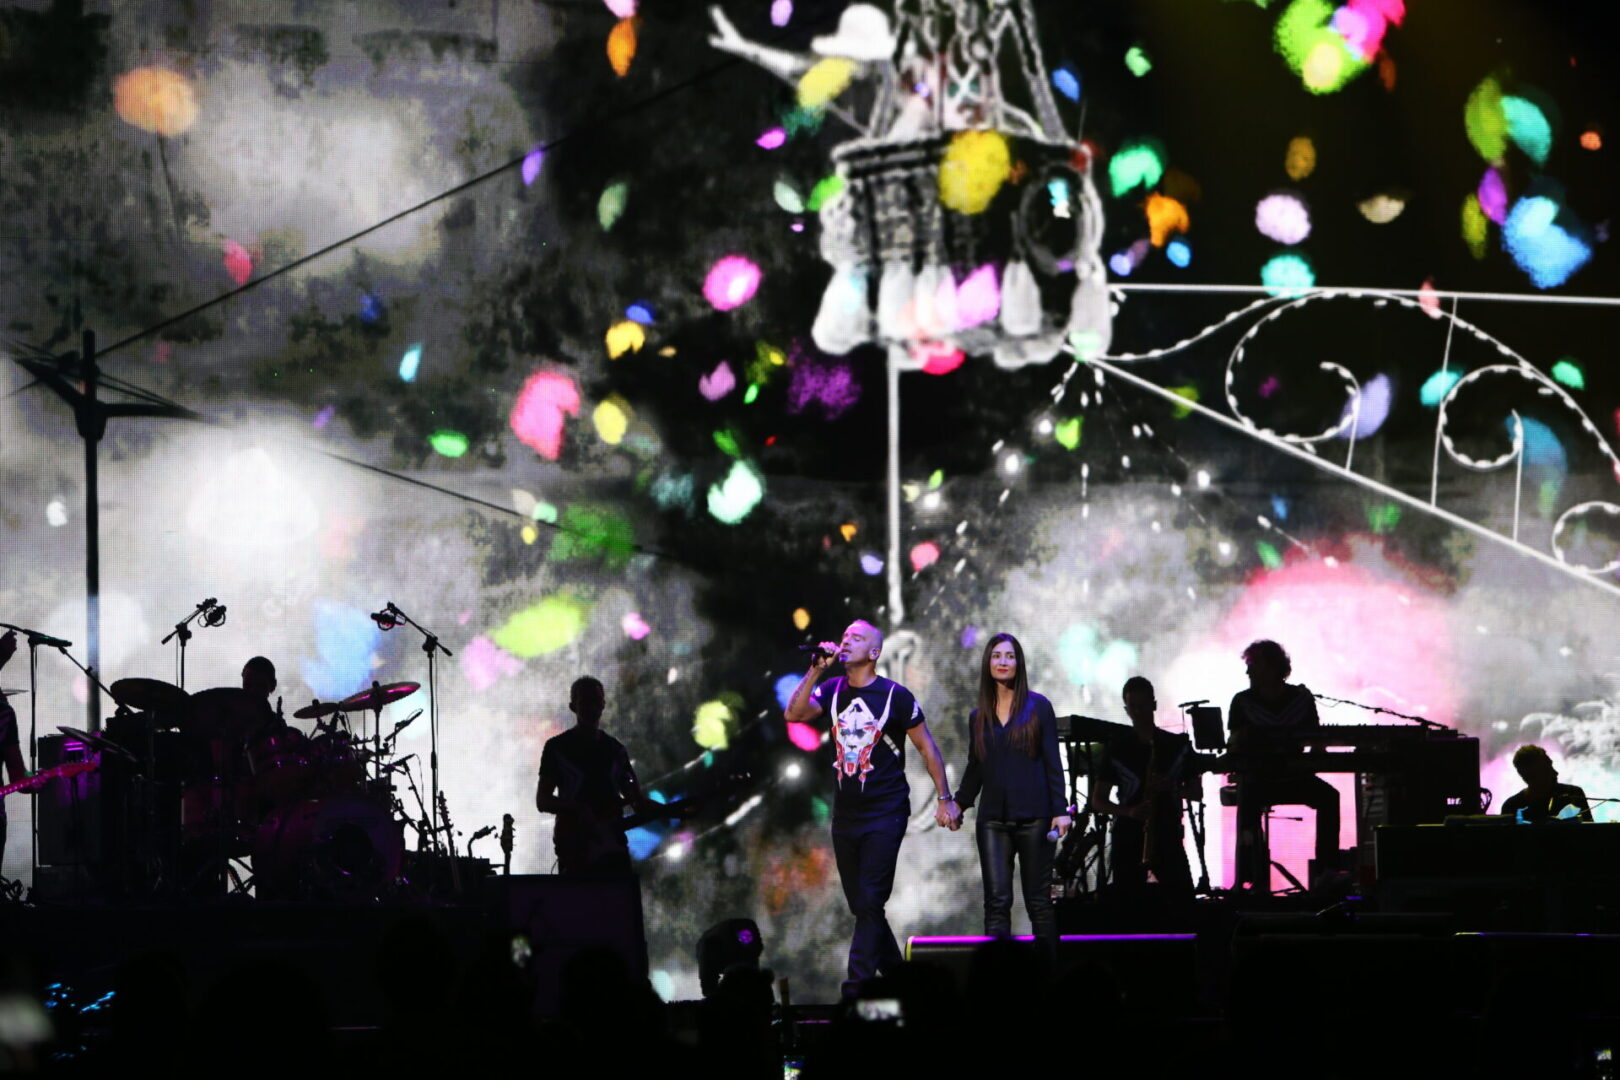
[252, 796, 403, 901]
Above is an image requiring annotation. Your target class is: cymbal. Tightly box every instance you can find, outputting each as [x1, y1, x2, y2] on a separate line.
[110, 677, 189, 716]
[185, 687, 273, 740]
[57, 725, 137, 761]
[338, 681, 420, 713]
[293, 699, 343, 720]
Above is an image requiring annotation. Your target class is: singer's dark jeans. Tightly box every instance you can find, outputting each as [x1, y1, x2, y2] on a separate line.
[831, 814, 908, 982]
[976, 817, 1057, 965]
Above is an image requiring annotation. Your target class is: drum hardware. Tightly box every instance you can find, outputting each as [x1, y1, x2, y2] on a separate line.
[158, 598, 226, 691]
[367, 601, 453, 865]
[108, 678, 189, 721]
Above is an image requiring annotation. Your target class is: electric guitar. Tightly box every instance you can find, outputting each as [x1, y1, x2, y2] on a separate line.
[0, 758, 98, 799]
[554, 771, 752, 873]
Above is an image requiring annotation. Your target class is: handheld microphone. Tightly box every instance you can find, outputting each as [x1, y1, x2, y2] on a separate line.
[796, 644, 841, 660]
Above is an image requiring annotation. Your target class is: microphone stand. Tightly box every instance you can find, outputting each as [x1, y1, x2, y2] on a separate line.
[159, 599, 220, 690]
[378, 604, 453, 859]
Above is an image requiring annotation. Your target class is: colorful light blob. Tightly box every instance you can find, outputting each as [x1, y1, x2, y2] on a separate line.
[938, 130, 1012, 215]
[1108, 139, 1165, 198]
[510, 370, 581, 460]
[707, 460, 765, 524]
[1335, 373, 1391, 439]
[955, 264, 1001, 328]
[1477, 168, 1508, 224]
[1503, 196, 1592, 288]
[1052, 66, 1081, 102]
[1057, 624, 1139, 691]
[773, 180, 804, 213]
[1551, 358, 1585, 390]
[1501, 95, 1553, 166]
[774, 673, 804, 711]
[1513, 416, 1568, 473]
[114, 67, 199, 136]
[912, 342, 965, 376]
[1464, 76, 1509, 164]
[1461, 193, 1489, 259]
[1419, 369, 1461, 407]
[792, 608, 811, 631]
[1255, 193, 1312, 244]
[692, 699, 736, 750]
[598, 181, 629, 230]
[704, 256, 763, 311]
[604, 0, 637, 15]
[398, 344, 423, 383]
[1330, 0, 1404, 61]
[1054, 417, 1083, 450]
[1284, 136, 1317, 180]
[625, 302, 654, 325]
[798, 57, 857, 108]
[1145, 193, 1190, 247]
[860, 554, 884, 575]
[459, 635, 523, 692]
[1166, 239, 1192, 267]
[786, 721, 821, 753]
[621, 612, 652, 640]
[223, 240, 253, 286]
[1581, 130, 1603, 151]
[593, 397, 630, 445]
[492, 594, 588, 658]
[787, 357, 861, 417]
[301, 601, 383, 701]
[605, 320, 646, 359]
[429, 430, 469, 458]
[806, 175, 846, 211]
[607, 17, 639, 77]
[313, 405, 336, 429]
[756, 127, 788, 150]
[1357, 194, 1405, 224]
[521, 146, 544, 187]
[1274, 0, 1369, 94]
[771, 0, 793, 27]
[909, 542, 941, 571]
[699, 361, 736, 401]
[1124, 45, 1152, 77]
[1260, 252, 1316, 295]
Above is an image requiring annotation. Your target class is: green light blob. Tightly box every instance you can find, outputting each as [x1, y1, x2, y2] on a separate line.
[1551, 359, 1585, 390]
[1461, 193, 1489, 259]
[491, 593, 589, 658]
[806, 174, 846, 211]
[1108, 138, 1165, 198]
[533, 501, 558, 524]
[428, 430, 469, 458]
[1054, 417, 1083, 450]
[713, 429, 742, 457]
[1500, 95, 1551, 166]
[692, 698, 736, 750]
[1273, 0, 1367, 94]
[548, 504, 636, 569]
[1169, 386, 1200, 418]
[707, 460, 765, 524]
[1124, 45, 1152, 77]
[1056, 623, 1138, 689]
[597, 181, 629, 230]
[1365, 502, 1401, 534]
[744, 384, 760, 404]
[1255, 541, 1283, 569]
[1464, 76, 1509, 163]
[1260, 253, 1315, 296]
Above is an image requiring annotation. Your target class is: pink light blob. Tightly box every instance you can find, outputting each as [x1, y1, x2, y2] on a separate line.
[1477, 167, 1508, 225]
[1418, 277, 1443, 319]
[787, 353, 861, 418]
[312, 405, 335, 429]
[704, 255, 764, 311]
[509, 370, 581, 460]
[919, 345, 965, 375]
[699, 361, 736, 401]
[603, 0, 637, 16]
[1255, 193, 1312, 245]
[771, 0, 793, 26]
[460, 635, 524, 692]
[621, 612, 652, 640]
[1333, 0, 1405, 60]
[786, 720, 821, 752]
[955, 264, 1001, 329]
[223, 240, 253, 285]
[755, 127, 787, 150]
[909, 541, 941, 571]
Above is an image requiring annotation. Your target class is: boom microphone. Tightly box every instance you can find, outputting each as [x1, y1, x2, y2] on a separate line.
[370, 610, 400, 629]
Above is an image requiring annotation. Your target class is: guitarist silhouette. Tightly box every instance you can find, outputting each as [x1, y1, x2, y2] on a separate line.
[535, 676, 659, 876]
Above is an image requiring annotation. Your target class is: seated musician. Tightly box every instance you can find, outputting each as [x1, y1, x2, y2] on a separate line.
[535, 676, 658, 876]
[240, 656, 284, 736]
[1227, 639, 1340, 891]
[1499, 744, 1592, 822]
[1089, 676, 1195, 896]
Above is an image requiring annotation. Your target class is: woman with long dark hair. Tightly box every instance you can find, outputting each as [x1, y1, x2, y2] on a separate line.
[953, 633, 1070, 964]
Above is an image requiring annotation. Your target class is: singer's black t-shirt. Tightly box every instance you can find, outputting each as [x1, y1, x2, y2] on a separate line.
[810, 676, 924, 826]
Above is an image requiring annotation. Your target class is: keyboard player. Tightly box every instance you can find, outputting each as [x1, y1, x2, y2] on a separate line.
[1227, 639, 1341, 891]
[1499, 744, 1592, 823]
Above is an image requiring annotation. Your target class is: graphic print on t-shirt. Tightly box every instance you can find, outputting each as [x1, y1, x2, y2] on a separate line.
[832, 682, 895, 790]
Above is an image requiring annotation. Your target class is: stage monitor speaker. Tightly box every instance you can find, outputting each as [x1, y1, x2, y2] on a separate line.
[36, 734, 101, 865]
[486, 874, 649, 1018]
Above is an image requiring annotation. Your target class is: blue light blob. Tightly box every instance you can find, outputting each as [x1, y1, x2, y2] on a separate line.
[1503, 196, 1593, 289]
[300, 601, 383, 700]
[1166, 239, 1191, 268]
[1052, 66, 1081, 102]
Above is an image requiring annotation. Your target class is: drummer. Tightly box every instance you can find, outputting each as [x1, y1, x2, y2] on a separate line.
[240, 656, 284, 738]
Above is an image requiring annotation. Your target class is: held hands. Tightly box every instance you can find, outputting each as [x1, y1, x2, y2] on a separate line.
[934, 797, 962, 830]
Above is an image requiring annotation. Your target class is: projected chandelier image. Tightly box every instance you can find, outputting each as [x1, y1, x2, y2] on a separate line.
[4, 0, 1620, 1062]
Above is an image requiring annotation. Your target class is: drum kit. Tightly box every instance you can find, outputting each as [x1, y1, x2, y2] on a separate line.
[54, 675, 433, 900]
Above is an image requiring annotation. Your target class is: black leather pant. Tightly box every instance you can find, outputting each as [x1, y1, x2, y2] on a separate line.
[976, 818, 1057, 963]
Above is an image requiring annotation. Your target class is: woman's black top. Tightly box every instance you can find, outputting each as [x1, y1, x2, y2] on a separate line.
[955, 691, 1066, 820]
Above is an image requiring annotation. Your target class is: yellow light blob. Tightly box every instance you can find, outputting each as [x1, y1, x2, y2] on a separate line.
[605, 320, 646, 359]
[1301, 41, 1345, 92]
[1357, 194, 1406, 224]
[1461, 193, 1488, 260]
[692, 699, 735, 750]
[797, 57, 857, 108]
[1143, 193, 1190, 247]
[607, 17, 639, 78]
[521, 525, 539, 545]
[592, 397, 631, 445]
[792, 608, 811, 631]
[938, 130, 1012, 215]
[114, 67, 199, 137]
[1285, 136, 1317, 181]
[839, 523, 857, 542]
